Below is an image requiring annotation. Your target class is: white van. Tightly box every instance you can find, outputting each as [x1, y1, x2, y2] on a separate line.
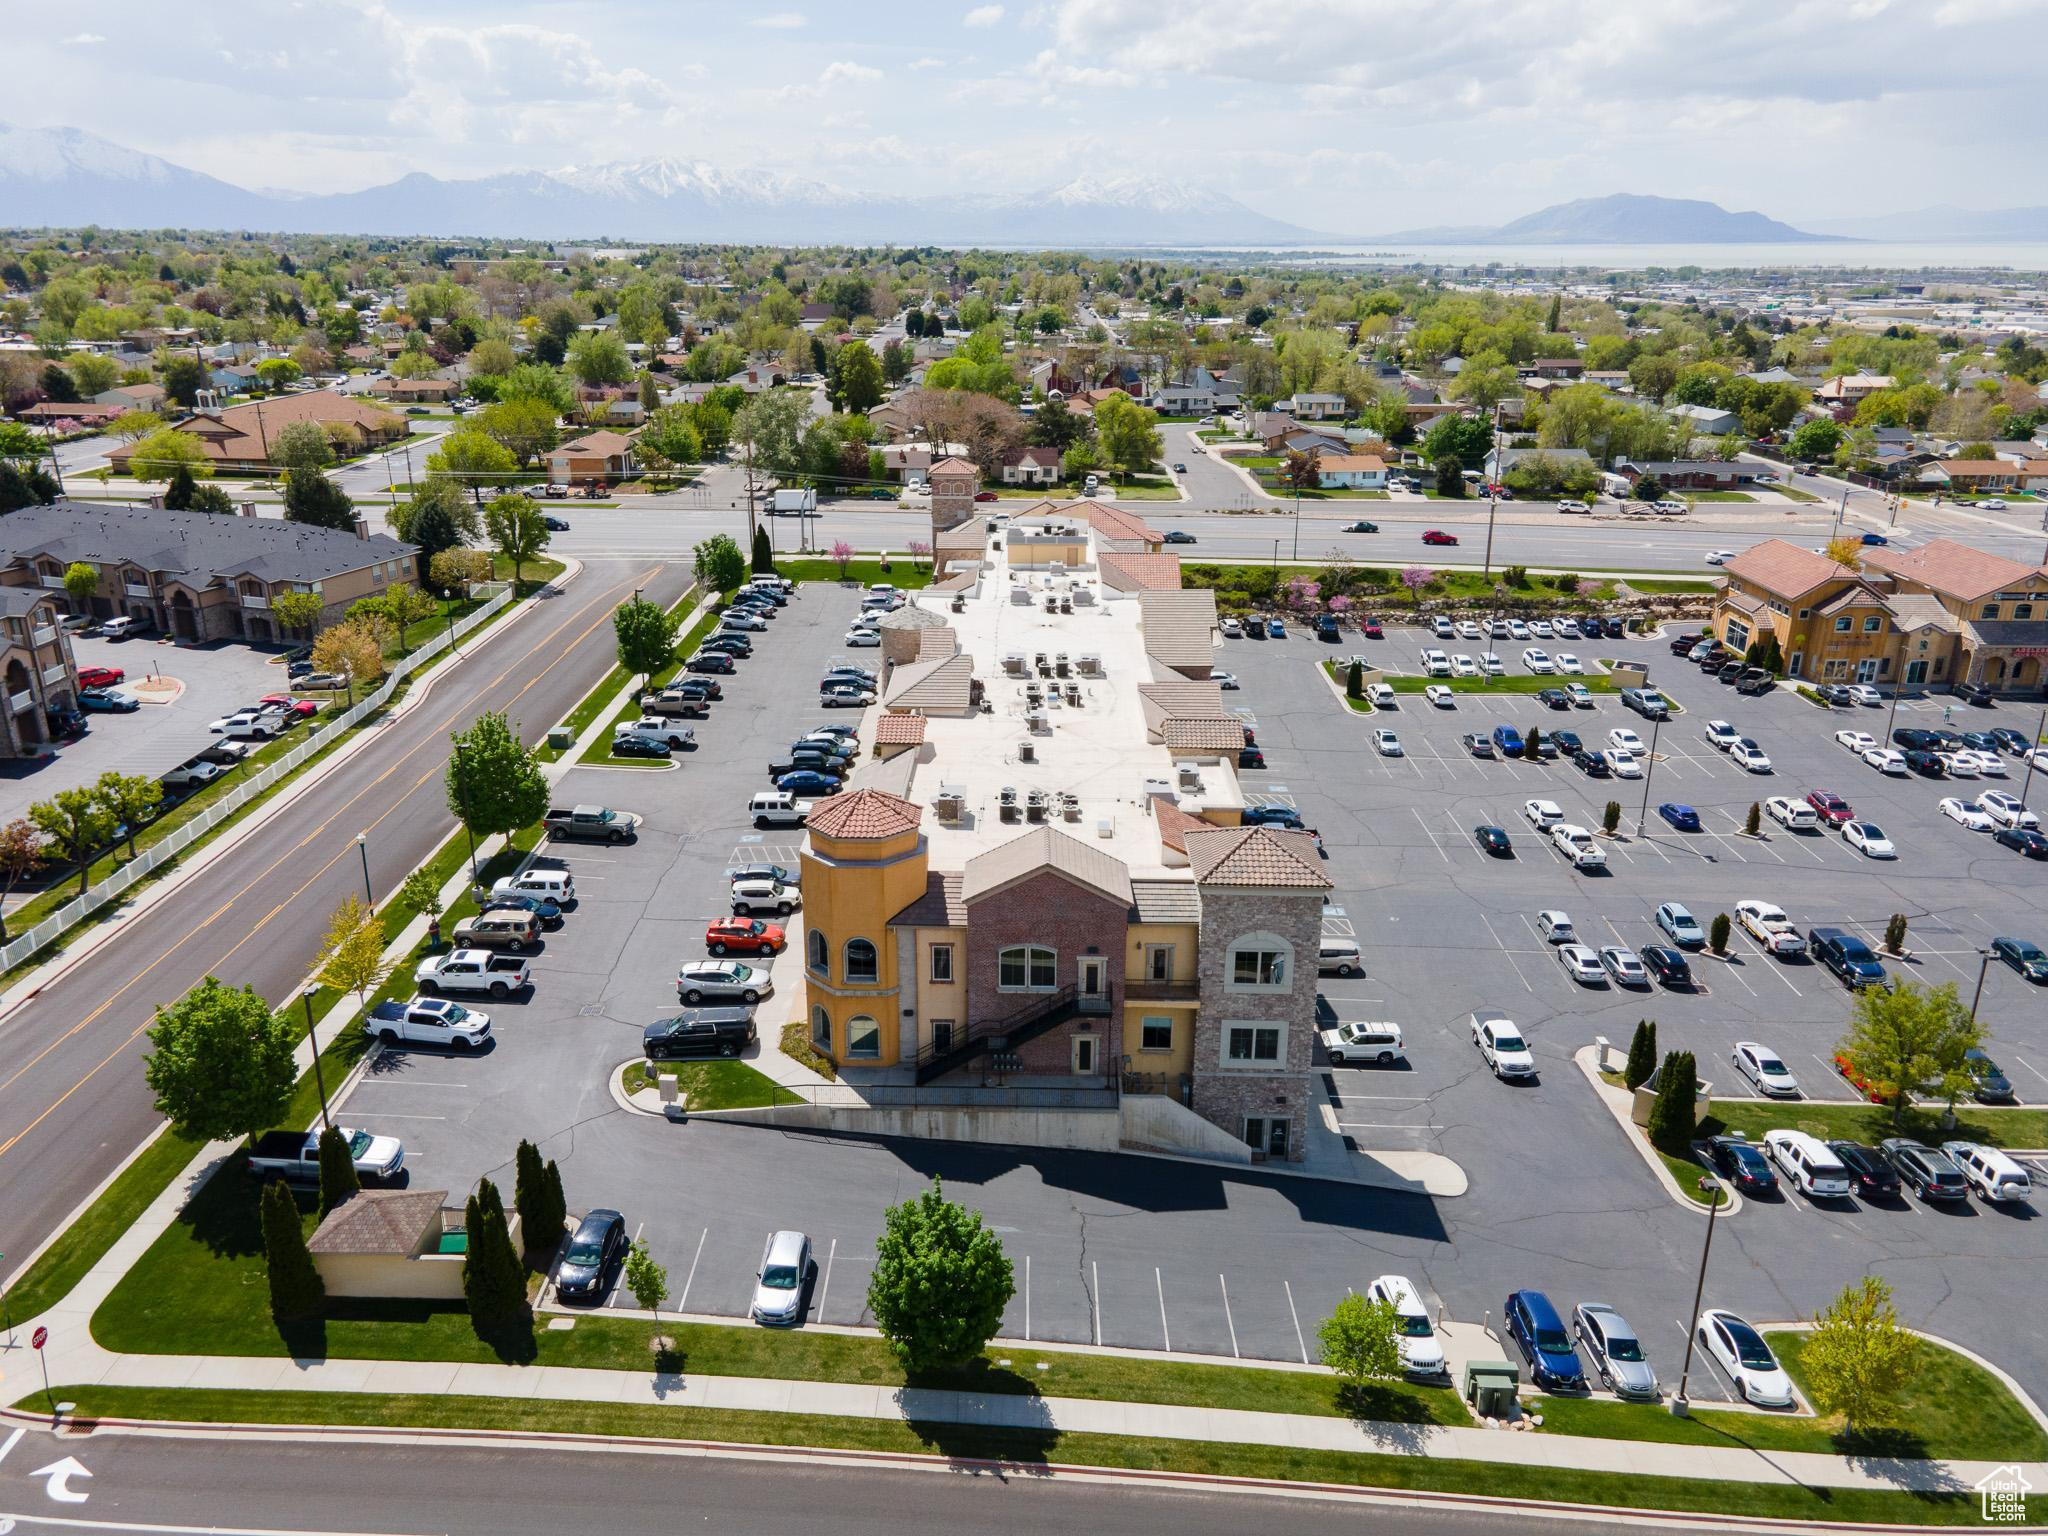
[1317, 940, 1363, 977]
[1943, 1142, 2033, 1203]
[1763, 1130, 1851, 1199]
[492, 868, 574, 905]
[1535, 909, 1575, 943]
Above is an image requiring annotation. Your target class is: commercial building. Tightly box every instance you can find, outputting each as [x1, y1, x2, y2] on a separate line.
[0, 501, 419, 645]
[798, 501, 1327, 1159]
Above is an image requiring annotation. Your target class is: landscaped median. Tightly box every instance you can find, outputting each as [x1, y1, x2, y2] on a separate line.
[1701, 1098, 2048, 1153]
[577, 607, 722, 768]
[618, 1058, 799, 1111]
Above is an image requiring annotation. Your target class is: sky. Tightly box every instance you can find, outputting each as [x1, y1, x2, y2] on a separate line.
[9, 0, 2047, 226]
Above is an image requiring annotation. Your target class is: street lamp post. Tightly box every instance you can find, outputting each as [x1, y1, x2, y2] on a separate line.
[302, 987, 332, 1131]
[2015, 703, 2048, 815]
[452, 742, 478, 882]
[1636, 715, 1664, 835]
[1669, 1175, 1724, 1416]
[1966, 948, 1995, 1028]
[355, 832, 373, 908]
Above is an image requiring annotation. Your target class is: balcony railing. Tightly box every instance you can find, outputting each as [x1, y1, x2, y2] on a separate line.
[8, 690, 33, 714]
[30, 626, 55, 647]
[240, 594, 270, 610]
[41, 664, 67, 687]
[1125, 979, 1200, 1002]
[38, 574, 64, 589]
[125, 584, 152, 599]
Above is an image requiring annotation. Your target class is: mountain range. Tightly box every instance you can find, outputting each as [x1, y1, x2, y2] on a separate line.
[1804, 205, 2048, 242]
[1379, 194, 1841, 245]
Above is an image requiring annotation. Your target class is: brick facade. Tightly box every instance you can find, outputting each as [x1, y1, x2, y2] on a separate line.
[963, 869, 1124, 1075]
[1190, 886, 1321, 1161]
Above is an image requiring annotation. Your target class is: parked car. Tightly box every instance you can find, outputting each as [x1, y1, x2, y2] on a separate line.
[1828, 1140, 1902, 1200]
[1657, 803, 1701, 832]
[554, 1209, 628, 1304]
[1766, 796, 1818, 830]
[643, 1008, 758, 1060]
[248, 1126, 404, 1187]
[1573, 1302, 1658, 1400]
[544, 804, 640, 843]
[1994, 825, 2048, 858]
[1733, 1041, 1800, 1097]
[1654, 903, 1705, 948]
[1319, 1021, 1405, 1066]
[750, 1229, 814, 1326]
[1505, 1290, 1585, 1391]
[1843, 820, 1896, 858]
[1642, 944, 1692, 988]
[78, 686, 138, 712]
[366, 997, 492, 1052]
[1992, 936, 2048, 982]
[1473, 824, 1513, 856]
[1558, 943, 1607, 983]
[1471, 1010, 1536, 1078]
[1705, 1134, 1778, 1196]
[1736, 900, 1805, 957]
[1367, 1275, 1446, 1378]
[706, 917, 785, 956]
[1696, 1310, 1794, 1407]
[1964, 1047, 2015, 1104]
[1809, 926, 1889, 988]
[1879, 1139, 1969, 1202]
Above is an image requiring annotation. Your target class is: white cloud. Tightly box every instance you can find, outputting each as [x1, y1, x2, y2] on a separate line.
[60, 32, 106, 45]
[909, 56, 945, 69]
[750, 11, 808, 28]
[964, 4, 1005, 27]
[819, 60, 882, 84]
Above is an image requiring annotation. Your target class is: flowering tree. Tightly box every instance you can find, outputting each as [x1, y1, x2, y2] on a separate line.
[1283, 576, 1320, 612]
[1399, 566, 1435, 605]
[830, 540, 856, 579]
[906, 539, 932, 570]
[1328, 594, 1352, 618]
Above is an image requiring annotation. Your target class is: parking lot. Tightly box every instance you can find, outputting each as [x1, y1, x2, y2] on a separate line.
[0, 633, 289, 823]
[319, 588, 2046, 1403]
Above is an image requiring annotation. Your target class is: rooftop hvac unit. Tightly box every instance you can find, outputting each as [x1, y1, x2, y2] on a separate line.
[1142, 776, 1175, 800]
[1176, 761, 1202, 787]
[1077, 653, 1103, 675]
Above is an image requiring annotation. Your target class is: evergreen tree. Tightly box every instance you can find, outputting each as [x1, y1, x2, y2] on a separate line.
[463, 1177, 528, 1334]
[163, 462, 196, 510]
[1646, 1050, 1698, 1150]
[514, 1139, 546, 1252]
[316, 1123, 361, 1218]
[1346, 659, 1363, 700]
[262, 1177, 325, 1321]
[1624, 1019, 1657, 1090]
[751, 524, 774, 575]
[541, 1158, 568, 1250]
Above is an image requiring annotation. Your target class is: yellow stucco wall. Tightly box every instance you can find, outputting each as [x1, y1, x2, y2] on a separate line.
[800, 827, 928, 1067]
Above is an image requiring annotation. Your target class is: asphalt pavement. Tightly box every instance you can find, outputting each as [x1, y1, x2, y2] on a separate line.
[0, 1422, 1639, 1535]
[0, 556, 690, 1278]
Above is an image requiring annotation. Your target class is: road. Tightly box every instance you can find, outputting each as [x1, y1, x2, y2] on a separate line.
[0, 1422, 1664, 1535]
[0, 557, 691, 1278]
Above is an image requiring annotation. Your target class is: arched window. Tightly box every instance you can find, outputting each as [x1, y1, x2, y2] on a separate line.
[844, 938, 878, 983]
[1226, 932, 1294, 991]
[998, 944, 1057, 992]
[807, 929, 827, 973]
[811, 1006, 832, 1054]
[845, 1015, 881, 1058]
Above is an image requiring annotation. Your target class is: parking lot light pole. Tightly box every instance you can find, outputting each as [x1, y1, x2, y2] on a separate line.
[355, 832, 373, 908]
[1637, 716, 1664, 834]
[1670, 1175, 1723, 1416]
[1966, 948, 1995, 1027]
[2016, 703, 2048, 813]
[302, 987, 332, 1131]
[452, 743, 478, 883]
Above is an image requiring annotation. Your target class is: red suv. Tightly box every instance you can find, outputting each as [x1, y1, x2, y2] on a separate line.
[1421, 530, 1459, 546]
[78, 666, 125, 689]
[1358, 615, 1384, 638]
[705, 917, 786, 956]
[1806, 789, 1854, 826]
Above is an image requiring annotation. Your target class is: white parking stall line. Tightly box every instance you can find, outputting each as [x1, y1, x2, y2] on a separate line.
[817, 1237, 837, 1322]
[1093, 1259, 1103, 1346]
[1443, 808, 1488, 862]
[1744, 940, 1804, 998]
[1410, 807, 1452, 864]
[1024, 1254, 1031, 1340]
[1156, 1266, 1171, 1352]
[1716, 955, 1762, 998]
[1220, 1275, 1242, 1359]
[1485, 913, 1537, 993]
[2011, 1056, 2048, 1088]
[1631, 831, 1672, 863]
[678, 1227, 708, 1313]
[1285, 1280, 1310, 1363]
[1807, 1053, 1858, 1101]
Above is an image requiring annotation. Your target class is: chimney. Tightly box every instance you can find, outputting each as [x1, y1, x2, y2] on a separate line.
[239, 501, 260, 518]
[352, 515, 370, 541]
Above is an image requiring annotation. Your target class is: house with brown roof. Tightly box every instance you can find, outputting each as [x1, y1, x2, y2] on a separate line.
[369, 376, 458, 403]
[103, 392, 406, 474]
[998, 445, 1061, 486]
[1313, 453, 1387, 490]
[546, 430, 636, 487]
[1919, 459, 2027, 492]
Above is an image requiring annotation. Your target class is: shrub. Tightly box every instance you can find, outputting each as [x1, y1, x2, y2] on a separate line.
[1709, 912, 1731, 954]
[262, 1177, 324, 1322]
[1601, 800, 1621, 835]
[866, 1179, 1014, 1375]
[1646, 1050, 1698, 1150]
[315, 1124, 360, 1219]
[1624, 1019, 1658, 1089]
[1345, 660, 1363, 700]
[1502, 564, 1529, 588]
[1745, 801, 1762, 837]
[1884, 913, 1908, 954]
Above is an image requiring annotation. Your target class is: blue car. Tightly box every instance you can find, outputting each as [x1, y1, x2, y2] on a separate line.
[1657, 802, 1702, 832]
[1266, 618, 1286, 638]
[1505, 1290, 1586, 1392]
[1860, 532, 1888, 546]
[79, 687, 139, 713]
[776, 770, 843, 797]
[1492, 724, 1523, 756]
[1242, 805, 1304, 830]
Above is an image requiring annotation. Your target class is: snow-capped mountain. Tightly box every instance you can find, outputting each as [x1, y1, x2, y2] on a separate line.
[0, 122, 1317, 246]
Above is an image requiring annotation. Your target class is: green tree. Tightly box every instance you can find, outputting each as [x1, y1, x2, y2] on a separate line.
[624, 1238, 670, 1347]
[1836, 979, 1981, 1128]
[513, 1139, 561, 1259]
[732, 388, 812, 477]
[1522, 725, 1543, 761]
[640, 404, 703, 467]
[1646, 1049, 1698, 1150]
[831, 338, 885, 414]
[163, 462, 197, 510]
[1317, 1291, 1402, 1394]
[1801, 1276, 1919, 1437]
[1281, 448, 1322, 492]
[392, 480, 471, 582]
[128, 427, 211, 483]
[482, 493, 551, 589]
[188, 482, 235, 513]
[1884, 913, 1909, 955]
[270, 420, 334, 482]
[567, 330, 632, 388]
[1624, 1019, 1658, 1090]
[143, 977, 299, 1143]
[1346, 659, 1363, 700]
[161, 354, 207, 407]
[499, 362, 576, 414]
[1094, 392, 1162, 480]
[613, 596, 680, 691]
[475, 397, 560, 468]
[462, 1177, 528, 1334]
[1789, 419, 1843, 461]
[62, 561, 99, 615]
[400, 866, 446, 946]
[1432, 455, 1466, 497]
[92, 769, 162, 858]
[382, 582, 438, 651]
[0, 460, 60, 514]
[693, 533, 747, 594]
[1602, 799, 1622, 835]
[1422, 414, 1493, 470]
[29, 786, 116, 896]
[468, 338, 517, 377]
[427, 429, 517, 498]
[261, 1177, 325, 1322]
[317, 894, 390, 1005]
[880, 339, 911, 384]
[283, 472, 356, 532]
[446, 711, 548, 845]
[315, 1123, 361, 1219]
[1709, 912, 1731, 953]
[1745, 801, 1762, 837]
[271, 590, 325, 638]
[751, 525, 774, 575]
[866, 1178, 1015, 1375]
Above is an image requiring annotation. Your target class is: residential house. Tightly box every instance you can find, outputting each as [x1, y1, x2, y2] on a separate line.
[369, 376, 459, 403]
[1267, 426, 1349, 458]
[1485, 445, 1596, 481]
[208, 361, 265, 394]
[1813, 373, 1896, 419]
[545, 431, 637, 487]
[1670, 403, 1741, 437]
[1918, 459, 2027, 492]
[1312, 453, 1388, 490]
[0, 500, 418, 645]
[1528, 358, 1585, 379]
[1615, 459, 1757, 490]
[1152, 380, 1215, 415]
[16, 401, 121, 428]
[93, 382, 167, 413]
[999, 445, 1061, 486]
[103, 394, 406, 475]
[0, 588, 82, 757]
[1276, 393, 1347, 421]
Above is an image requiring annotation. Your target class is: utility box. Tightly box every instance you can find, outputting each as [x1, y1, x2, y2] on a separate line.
[548, 728, 573, 749]
[1463, 1360, 1520, 1419]
[659, 1073, 684, 1121]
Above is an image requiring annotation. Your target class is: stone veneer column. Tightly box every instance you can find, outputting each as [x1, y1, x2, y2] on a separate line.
[1189, 886, 1321, 1161]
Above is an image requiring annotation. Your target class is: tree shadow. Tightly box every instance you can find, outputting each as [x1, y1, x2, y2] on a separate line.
[1334, 1379, 1442, 1449]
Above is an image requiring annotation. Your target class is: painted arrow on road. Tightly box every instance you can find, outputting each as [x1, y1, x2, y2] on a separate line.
[29, 1457, 91, 1503]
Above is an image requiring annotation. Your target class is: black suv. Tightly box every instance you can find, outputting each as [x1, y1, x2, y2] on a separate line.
[1807, 927, 1889, 989]
[1572, 747, 1611, 777]
[643, 1008, 758, 1060]
[1827, 1141, 1902, 1200]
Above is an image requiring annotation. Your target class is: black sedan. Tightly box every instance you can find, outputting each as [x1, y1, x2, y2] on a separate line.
[1992, 936, 2048, 982]
[1238, 746, 1266, 770]
[1642, 944, 1692, 989]
[542, 514, 571, 531]
[1537, 688, 1572, 711]
[480, 892, 564, 926]
[79, 687, 139, 712]
[701, 635, 752, 657]
[1552, 729, 1583, 756]
[554, 1208, 627, 1304]
[610, 734, 673, 760]
[1995, 826, 2048, 859]
[1827, 1140, 1902, 1201]
[1474, 825, 1513, 856]
[1164, 530, 1198, 544]
[1342, 520, 1380, 533]
[1705, 1135, 1778, 1196]
[671, 677, 722, 701]
[1902, 749, 1946, 778]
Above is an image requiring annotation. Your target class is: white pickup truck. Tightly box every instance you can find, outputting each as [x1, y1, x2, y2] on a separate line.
[247, 1126, 404, 1185]
[414, 947, 531, 997]
[1551, 823, 1607, 869]
[615, 717, 694, 751]
[1737, 899, 1806, 956]
[367, 996, 493, 1050]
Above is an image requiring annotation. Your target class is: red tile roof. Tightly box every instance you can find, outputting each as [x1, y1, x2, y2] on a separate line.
[873, 714, 927, 745]
[805, 788, 923, 840]
[1718, 538, 1858, 600]
[1862, 538, 2046, 602]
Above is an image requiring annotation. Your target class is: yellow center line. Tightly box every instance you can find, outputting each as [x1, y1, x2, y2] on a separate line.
[0, 563, 664, 1161]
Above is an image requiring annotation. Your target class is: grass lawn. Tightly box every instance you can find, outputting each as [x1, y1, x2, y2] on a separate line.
[1648, 1139, 1726, 1208]
[1535, 1331, 2044, 1463]
[1225, 454, 1283, 469]
[775, 558, 933, 588]
[1625, 578, 1717, 594]
[1685, 491, 1756, 503]
[1382, 674, 1620, 696]
[28, 1387, 1987, 1525]
[538, 587, 701, 762]
[1701, 1100, 2048, 1152]
[619, 1059, 801, 1110]
[1318, 661, 1375, 712]
[778, 1019, 838, 1082]
[1102, 475, 1182, 501]
[576, 610, 722, 767]
[1774, 485, 1822, 503]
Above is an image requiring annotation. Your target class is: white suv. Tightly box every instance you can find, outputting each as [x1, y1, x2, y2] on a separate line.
[1367, 1275, 1447, 1378]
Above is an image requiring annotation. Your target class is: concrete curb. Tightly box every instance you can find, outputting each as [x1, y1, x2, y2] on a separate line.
[1573, 1045, 1743, 1217]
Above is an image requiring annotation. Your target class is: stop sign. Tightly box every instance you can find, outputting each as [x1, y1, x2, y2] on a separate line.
[31, 1326, 47, 1350]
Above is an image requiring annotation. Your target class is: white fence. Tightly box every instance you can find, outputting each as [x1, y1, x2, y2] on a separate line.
[0, 581, 517, 975]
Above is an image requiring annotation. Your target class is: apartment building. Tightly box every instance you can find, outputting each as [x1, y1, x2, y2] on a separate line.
[0, 588, 81, 757]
